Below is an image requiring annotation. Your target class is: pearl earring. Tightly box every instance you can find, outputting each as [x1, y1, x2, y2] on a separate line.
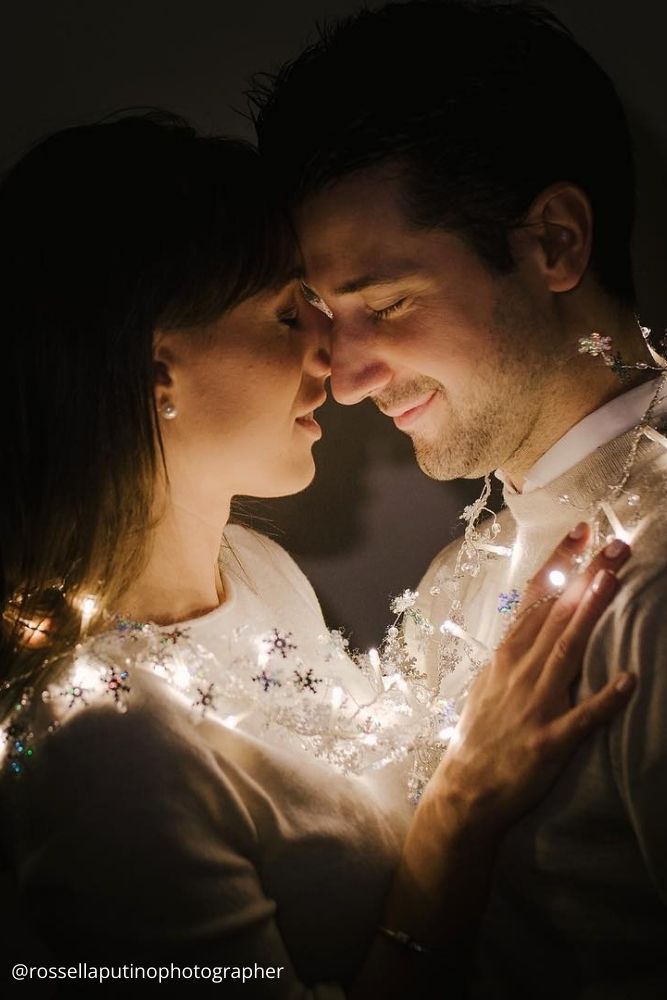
[160, 401, 177, 420]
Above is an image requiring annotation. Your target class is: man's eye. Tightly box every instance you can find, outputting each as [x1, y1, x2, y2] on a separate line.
[370, 298, 407, 321]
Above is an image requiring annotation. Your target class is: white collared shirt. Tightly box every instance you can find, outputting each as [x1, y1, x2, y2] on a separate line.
[497, 377, 667, 495]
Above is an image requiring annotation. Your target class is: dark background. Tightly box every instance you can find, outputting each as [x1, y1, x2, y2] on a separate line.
[3, 1, 665, 649]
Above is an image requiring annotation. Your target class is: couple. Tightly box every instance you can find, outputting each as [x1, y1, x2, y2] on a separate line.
[0, 2, 664, 996]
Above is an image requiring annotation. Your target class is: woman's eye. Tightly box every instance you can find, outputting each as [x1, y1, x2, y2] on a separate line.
[277, 308, 299, 328]
[370, 298, 407, 321]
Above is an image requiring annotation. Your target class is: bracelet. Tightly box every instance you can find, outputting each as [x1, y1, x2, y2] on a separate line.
[378, 926, 435, 956]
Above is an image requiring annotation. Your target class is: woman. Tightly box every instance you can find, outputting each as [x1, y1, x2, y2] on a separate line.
[0, 114, 633, 996]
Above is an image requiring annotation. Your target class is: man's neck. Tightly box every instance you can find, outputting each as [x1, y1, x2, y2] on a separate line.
[501, 314, 657, 493]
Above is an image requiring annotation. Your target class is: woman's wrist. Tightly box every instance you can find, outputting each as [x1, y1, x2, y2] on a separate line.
[420, 757, 508, 847]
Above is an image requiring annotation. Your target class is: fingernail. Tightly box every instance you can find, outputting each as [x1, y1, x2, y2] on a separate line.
[614, 673, 635, 694]
[592, 569, 614, 594]
[568, 522, 588, 540]
[603, 538, 628, 560]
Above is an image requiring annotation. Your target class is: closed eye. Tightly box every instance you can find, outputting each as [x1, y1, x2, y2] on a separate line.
[276, 303, 300, 328]
[370, 298, 407, 321]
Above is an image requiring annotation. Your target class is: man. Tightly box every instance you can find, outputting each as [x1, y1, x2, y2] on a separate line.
[251, 2, 667, 996]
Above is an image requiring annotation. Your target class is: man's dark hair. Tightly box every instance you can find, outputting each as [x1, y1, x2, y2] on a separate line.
[251, 0, 636, 306]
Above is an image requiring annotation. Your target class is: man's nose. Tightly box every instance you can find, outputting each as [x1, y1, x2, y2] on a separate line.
[302, 302, 332, 377]
[329, 322, 393, 405]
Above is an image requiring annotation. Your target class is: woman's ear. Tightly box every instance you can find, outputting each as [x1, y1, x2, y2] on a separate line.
[152, 335, 177, 415]
[153, 359, 172, 387]
[516, 182, 593, 293]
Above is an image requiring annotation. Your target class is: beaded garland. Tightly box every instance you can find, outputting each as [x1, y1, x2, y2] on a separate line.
[0, 601, 459, 803]
[401, 336, 667, 770]
[2, 333, 667, 804]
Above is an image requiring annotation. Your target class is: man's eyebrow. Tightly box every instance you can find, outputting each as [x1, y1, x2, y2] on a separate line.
[333, 266, 420, 296]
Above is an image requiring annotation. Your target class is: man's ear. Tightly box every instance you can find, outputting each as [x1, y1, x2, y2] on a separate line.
[516, 182, 593, 293]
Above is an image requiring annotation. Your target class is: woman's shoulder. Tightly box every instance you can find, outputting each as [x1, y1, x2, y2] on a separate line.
[0, 627, 204, 786]
[222, 522, 300, 570]
[0, 639, 270, 949]
[221, 523, 323, 619]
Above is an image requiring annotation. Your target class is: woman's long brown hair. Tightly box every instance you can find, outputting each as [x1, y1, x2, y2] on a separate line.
[0, 112, 296, 696]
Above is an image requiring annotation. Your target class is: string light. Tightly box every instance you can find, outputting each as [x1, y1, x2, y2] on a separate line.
[438, 724, 457, 741]
[476, 543, 513, 557]
[599, 501, 632, 544]
[2, 329, 666, 810]
[440, 618, 490, 657]
[642, 424, 667, 451]
[79, 595, 98, 630]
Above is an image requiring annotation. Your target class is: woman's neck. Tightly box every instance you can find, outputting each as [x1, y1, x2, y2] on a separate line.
[118, 494, 231, 626]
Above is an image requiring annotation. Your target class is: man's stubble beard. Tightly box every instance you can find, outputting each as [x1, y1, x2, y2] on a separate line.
[384, 284, 556, 482]
[410, 386, 506, 480]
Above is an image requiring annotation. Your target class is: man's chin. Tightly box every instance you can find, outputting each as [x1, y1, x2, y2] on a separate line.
[413, 440, 494, 482]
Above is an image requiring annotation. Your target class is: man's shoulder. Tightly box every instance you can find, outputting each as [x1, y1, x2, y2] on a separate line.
[614, 521, 667, 623]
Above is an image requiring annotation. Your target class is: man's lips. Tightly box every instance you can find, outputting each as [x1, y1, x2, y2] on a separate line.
[381, 391, 437, 429]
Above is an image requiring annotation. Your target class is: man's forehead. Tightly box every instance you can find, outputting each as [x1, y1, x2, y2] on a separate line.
[296, 168, 408, 242]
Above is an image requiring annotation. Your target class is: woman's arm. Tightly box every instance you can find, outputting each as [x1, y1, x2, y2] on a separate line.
[125, 525, 631, 999]
[348, 524, 634, 998]
[8, 526, 633, 999]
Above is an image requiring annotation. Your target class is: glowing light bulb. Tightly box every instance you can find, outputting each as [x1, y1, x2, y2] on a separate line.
[80, 595, 98, 629]
[600, 501, 632, 544]
[368, 647, 380, 670]
[476, 543, 513, 557]
[331, 686, 345, 711]
[172, 661, 191, 690]
[438, 724, 457, 741]
[439, 619, 489, 656]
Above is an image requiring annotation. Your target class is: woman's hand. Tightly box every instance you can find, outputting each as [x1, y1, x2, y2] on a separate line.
[430, 521, 633, 836]
[352, 523, 634, 996]
[353, 523, 634, 994]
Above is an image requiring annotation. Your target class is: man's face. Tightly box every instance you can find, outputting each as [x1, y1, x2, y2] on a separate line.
[296, 168, 564, 481]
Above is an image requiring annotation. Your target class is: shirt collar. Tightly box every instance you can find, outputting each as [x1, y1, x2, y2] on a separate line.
[496, 377, 667, 496]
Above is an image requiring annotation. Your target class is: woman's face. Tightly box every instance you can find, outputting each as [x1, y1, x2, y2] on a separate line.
[155, 281, 331, 509]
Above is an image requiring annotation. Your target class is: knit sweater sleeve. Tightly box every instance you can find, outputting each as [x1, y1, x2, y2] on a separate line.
[5, 683, 345, 999]
[589, 565, 667, 905]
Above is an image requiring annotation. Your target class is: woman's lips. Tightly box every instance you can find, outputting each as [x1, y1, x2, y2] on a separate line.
[391, 391, 437, 430]
[295, 412, 322, 438]
[295, 392, 327, 439]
